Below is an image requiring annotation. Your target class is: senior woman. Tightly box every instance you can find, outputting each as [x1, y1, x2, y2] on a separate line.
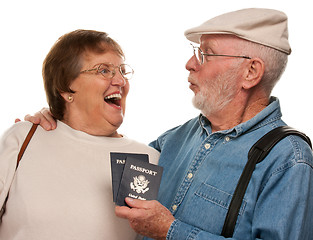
[0, 29, 159, 239]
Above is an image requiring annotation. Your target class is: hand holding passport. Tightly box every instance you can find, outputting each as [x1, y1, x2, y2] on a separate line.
[110, 152, 163, 206]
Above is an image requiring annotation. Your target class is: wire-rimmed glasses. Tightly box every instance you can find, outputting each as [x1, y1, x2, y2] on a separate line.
[80, 63, 134, 80]
[190, 43, 251, 65]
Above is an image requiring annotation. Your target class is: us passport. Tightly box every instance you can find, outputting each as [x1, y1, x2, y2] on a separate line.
[110, 152, 149, 202]
[115, 156, 163, 206]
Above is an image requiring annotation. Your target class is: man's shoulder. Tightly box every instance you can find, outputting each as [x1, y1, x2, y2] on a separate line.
[160, 117, 200, 137]
[276, 134, 313, 166]
[149, 117, 200, 151]
[253, 128, 313, 175]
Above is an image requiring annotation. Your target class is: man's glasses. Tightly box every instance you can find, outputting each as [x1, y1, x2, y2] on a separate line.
[80, 63, 134, 81]
[191, 43, 251, 65]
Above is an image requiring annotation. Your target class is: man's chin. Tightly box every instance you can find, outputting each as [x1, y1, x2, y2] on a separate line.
[192, 96, 215, 118]
[192, 95, 204, 110]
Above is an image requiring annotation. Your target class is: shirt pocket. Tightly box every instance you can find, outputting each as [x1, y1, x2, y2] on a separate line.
[178, 182, 247, 235]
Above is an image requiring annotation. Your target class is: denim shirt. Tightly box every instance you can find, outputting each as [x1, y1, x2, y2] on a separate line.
[146, 97, 313, 240]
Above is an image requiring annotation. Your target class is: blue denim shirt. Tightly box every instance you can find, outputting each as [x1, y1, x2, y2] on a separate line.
[146, 98, 313, 240]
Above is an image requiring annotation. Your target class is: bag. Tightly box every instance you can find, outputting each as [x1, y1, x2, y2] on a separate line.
[221, 126, 312, 237]
[0, 124, 38, 221]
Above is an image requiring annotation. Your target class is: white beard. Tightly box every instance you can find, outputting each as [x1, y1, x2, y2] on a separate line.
[192, 66, 240, 117]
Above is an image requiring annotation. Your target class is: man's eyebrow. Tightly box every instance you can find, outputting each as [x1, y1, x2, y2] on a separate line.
[201, 45, 214, 53]
[201, 39, 219, 52]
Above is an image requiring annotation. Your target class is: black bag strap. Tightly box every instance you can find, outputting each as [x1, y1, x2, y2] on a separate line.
[221, 126, 312, 238]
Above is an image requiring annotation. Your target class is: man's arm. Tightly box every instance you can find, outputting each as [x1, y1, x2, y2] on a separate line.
[115, 161, 313, 240]
[115, 198, 235, 240]
[23, 108, 57, 130]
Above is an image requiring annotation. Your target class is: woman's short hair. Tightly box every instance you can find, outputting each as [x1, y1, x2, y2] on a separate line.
[43, 29, 124, 120]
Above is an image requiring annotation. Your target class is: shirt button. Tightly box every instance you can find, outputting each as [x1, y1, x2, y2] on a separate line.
[225, 136, 230, 142]
[187, 173, 193, 179]
[172, 205, 177, 211]
[204, 143, 211, 149]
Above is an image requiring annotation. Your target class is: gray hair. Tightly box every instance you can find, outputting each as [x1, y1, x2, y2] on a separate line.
[236, 39, 288, 96]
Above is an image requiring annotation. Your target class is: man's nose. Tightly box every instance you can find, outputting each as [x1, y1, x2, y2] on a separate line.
[186, 55, 200, 72]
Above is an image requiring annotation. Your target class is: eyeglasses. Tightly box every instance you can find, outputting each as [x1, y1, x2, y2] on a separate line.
[190, 43, 251, 65]
[80, 63, 134, 80]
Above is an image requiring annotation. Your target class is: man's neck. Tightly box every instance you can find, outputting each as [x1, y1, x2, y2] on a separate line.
[207, 97, 269, 133]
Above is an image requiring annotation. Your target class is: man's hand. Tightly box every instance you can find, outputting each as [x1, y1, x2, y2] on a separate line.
[115, 198, 175, 240]
[24, 108, 57, 130]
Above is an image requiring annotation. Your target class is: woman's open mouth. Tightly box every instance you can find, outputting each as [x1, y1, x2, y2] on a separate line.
[104, 93, 122, 108]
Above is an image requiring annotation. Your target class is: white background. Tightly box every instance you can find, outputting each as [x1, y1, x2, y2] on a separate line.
[0, 0, 312, 144]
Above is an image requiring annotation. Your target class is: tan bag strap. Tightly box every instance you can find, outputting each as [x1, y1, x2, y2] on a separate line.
[16, 124, 38, 169]
[1, 123, 39, 220]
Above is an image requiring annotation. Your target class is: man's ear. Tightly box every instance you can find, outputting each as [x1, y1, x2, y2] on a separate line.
[242, 58, 265, 90]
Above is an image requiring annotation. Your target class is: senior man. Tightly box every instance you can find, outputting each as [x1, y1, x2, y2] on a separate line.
[115, 8, 313, 240]
[23, 8, 312, 240]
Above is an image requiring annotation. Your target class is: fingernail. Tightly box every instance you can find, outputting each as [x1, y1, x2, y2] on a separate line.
[43, 123, 51, 130]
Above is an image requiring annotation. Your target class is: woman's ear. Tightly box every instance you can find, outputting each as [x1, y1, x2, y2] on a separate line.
[61, 92, 74, 103]
[242, 58, 265, 90]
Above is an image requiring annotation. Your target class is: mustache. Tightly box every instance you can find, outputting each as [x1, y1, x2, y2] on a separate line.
[188, 76, 195, 83]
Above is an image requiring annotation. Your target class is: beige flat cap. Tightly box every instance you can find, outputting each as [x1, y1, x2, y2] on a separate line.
[185, 8, 291, 55]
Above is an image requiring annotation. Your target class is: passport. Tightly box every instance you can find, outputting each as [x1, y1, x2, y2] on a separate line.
[115, 156, 163, 206]
[110, 152, 149, 202]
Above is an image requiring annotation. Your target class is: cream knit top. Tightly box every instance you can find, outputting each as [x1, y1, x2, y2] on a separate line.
[0, 121, 159, 240]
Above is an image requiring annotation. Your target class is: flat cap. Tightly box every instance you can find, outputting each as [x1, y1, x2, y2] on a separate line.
[185, 8, 291, 55]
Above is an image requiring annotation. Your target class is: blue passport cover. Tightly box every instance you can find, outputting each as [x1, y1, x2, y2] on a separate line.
[115, 156, 163, 206]
[110, 152, 149, 202]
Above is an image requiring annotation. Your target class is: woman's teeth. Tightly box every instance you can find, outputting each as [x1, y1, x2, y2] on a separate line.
[105, 93, 122, 101]
[104, 93, 122, 106]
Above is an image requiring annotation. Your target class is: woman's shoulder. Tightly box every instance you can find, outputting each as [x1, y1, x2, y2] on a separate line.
[0, 122, 35, 202]
[0, 121, 34, 143]
[122, 138, 160, 165]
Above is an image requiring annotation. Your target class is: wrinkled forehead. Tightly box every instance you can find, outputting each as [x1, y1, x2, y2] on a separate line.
[82, 50, 124, 68]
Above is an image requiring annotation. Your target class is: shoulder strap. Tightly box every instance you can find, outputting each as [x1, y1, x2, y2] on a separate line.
[1, 123, 38, 220]
[16, 124, 38, 169]
[221, 126, 312, 237]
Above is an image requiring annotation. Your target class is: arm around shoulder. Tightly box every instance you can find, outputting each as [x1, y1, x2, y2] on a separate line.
[24, 107, 57, 131]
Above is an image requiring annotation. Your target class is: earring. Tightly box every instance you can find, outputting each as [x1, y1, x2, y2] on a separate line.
[68, 95, 73, 102]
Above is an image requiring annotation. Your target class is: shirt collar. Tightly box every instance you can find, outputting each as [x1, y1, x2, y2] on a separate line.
[198, 97, 282, 138]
